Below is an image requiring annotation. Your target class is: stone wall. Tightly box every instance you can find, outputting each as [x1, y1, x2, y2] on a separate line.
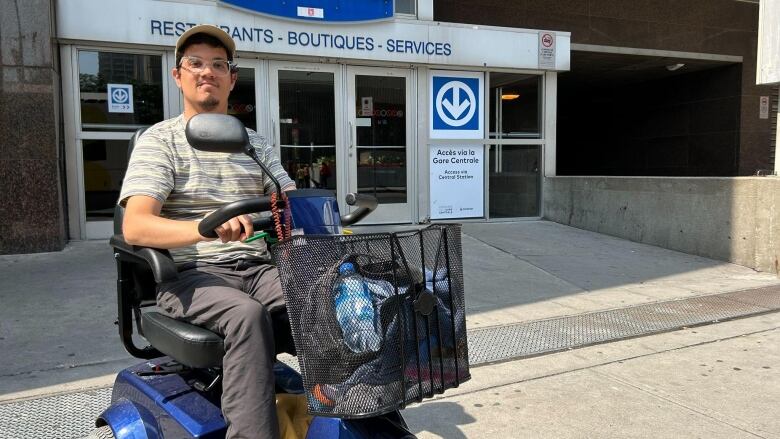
[0, 0, 65, 253]
[544, 176, 780, 275]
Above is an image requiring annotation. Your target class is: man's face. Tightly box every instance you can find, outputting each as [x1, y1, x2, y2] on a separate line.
[172, 42, 236, 114]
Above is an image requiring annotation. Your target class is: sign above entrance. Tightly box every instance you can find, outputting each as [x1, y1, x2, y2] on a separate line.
[56, 0, 571, 71]
[430, 71, 484, 139]
[220, 0, 392, 23]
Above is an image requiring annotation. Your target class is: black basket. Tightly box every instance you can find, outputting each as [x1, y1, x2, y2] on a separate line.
[272, 224, 470, 418]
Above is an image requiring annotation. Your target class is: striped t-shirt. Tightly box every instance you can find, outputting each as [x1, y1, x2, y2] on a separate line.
[119, 114, 295, 263]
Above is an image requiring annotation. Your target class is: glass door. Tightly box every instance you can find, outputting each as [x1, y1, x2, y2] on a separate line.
[228, 58, 261, 132]
[69, 47, 168, 239]
[487, 73, 543, 218]
[347, 66, 413, 223]
[269, 62, 342, 196]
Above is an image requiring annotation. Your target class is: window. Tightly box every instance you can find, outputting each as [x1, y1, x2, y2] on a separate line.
[354, 75, 408, 204]
[277, 70, 337, 191]
[229, 67, 257, 131]
[489, 74, 541, 139]
[395, 0, 416, 16]
[487, 73, 543, 218]
[82, 139, 131, 219]
[488, 144, 541, 217]
[78, 51, 163, 131]
[77, 50, 165, 221]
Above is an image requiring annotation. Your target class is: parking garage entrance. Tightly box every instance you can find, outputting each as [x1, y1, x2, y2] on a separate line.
[557, 50, 743, 177]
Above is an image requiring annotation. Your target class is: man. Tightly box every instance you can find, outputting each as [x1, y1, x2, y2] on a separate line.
[119, 25, 295, 438]
[319, 161, 330, 188]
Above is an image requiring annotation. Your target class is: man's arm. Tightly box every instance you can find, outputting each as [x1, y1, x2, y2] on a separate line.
[123, 195, 254, 248]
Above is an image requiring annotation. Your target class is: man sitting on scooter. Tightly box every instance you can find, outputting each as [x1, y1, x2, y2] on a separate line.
[118, 25, 295, 439]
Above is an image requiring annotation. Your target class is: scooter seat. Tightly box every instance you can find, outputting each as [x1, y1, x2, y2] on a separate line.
[141, 311, 225, 368]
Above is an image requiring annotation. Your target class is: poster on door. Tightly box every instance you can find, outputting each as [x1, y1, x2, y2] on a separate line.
[429, 145, 484, 219]
[361, 96, 374, 116]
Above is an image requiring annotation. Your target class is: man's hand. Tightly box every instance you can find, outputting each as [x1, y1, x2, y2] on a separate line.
[214, 214, 254, 243]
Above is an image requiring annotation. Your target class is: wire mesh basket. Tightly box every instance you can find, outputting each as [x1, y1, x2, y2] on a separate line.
[272, 224, 470, 418]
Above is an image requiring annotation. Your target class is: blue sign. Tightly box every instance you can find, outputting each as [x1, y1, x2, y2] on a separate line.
[107, 83, 134, 113]
[220, 0, 393, 22]
[430, 72, 483, 139]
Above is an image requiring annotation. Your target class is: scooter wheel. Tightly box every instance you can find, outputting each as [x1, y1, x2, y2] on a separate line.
[87, 425, 115, 439]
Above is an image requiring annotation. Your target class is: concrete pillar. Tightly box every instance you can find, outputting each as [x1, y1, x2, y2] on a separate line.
[757, 0, 780, 174]
[776, 109, 780, 174]
[418, 0, 434, 21]
[544, 71, 557, 177]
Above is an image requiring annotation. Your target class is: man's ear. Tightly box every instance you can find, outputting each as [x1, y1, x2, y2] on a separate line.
[230, 71, 238, 91]
[171, 67, 182, 89]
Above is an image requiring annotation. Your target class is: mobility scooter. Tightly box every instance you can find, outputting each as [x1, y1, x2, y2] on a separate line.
[90, 114, 469, 438]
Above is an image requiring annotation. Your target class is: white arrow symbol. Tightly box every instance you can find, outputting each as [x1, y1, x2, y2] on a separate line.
[442, 86, 470, 119]
[113, 89, 128, 103]
[435, 80, 477, 127]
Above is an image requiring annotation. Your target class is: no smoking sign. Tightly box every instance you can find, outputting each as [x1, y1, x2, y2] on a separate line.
[541, 33, 554, 47]
[538, 31, 556, 69]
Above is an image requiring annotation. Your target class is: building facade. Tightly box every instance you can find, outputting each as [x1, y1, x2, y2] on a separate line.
[1, 0, 777, 262]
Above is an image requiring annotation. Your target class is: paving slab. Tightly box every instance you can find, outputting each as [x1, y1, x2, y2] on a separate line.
[406, 370, 758, 439]
[594, 332, 780, 437]
[404, 313, 780, 439]
[0, 240, 135, 395]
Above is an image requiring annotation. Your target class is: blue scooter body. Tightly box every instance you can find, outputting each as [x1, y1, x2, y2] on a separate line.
[284, 189, 342, 235]
[99, 189, 414, 438]
[99, 357, 413, 438]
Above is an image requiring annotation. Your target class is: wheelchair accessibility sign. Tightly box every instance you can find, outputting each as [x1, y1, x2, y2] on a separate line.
[107, 83, 134, 113]
[429, 71, 484, 139]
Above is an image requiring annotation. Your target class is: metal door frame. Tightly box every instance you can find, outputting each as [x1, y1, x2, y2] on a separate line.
[346, 65, 415, 224]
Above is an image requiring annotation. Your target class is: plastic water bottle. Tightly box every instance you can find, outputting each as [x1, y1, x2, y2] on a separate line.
[334, 262, 381, 353]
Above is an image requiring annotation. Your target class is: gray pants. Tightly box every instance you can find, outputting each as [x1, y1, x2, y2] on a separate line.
[157, 260, 292, 439]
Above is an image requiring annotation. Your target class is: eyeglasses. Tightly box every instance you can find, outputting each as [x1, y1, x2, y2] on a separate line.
[178, 55, 236, 76]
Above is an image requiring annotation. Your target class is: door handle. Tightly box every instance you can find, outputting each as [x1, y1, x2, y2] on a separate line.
[271, 118, 276, 147]
[349, 121, 354, 150]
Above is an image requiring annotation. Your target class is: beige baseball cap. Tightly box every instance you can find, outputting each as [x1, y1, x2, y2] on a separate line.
[175, 24, 236, 57]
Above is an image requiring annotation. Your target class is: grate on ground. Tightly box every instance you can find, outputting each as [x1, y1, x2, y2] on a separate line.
[0, 388, 111, 439]
[467, 286, 780, 365]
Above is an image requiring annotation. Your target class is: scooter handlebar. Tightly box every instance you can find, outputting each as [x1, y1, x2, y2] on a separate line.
[198, 196, 276, 238]
[341, 193, 378, 226]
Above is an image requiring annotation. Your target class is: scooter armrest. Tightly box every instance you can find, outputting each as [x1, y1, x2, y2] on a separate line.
[110, 235, 178, 283]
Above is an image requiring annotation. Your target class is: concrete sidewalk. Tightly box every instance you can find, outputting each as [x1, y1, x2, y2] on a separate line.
[461, 222, 780, 329]
[405, 312, 780, 438]
[1, 220, 778, 397]
[1, 220, 779, 438]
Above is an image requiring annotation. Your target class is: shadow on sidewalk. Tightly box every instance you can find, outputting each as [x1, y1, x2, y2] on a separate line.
[403, 401, 476, 439]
